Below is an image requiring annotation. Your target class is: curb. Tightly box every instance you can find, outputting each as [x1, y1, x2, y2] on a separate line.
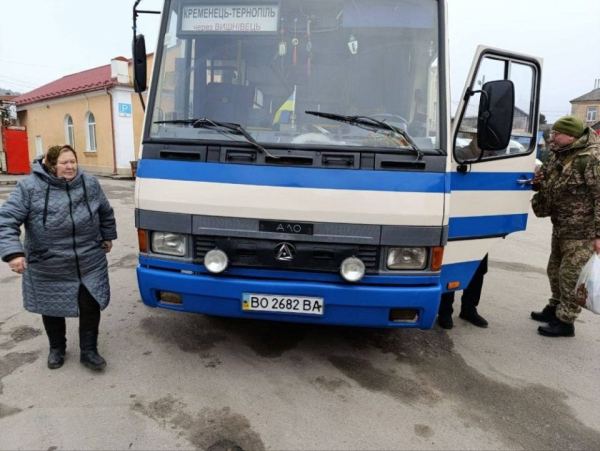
[0, 180, 18, 186]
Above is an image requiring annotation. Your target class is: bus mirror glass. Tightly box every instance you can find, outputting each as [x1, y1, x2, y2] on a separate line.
[133, 34, 148, 93]
[477, 80, 515, 151]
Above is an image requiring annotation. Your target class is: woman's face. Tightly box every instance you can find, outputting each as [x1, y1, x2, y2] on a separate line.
[56, 151, 78, 180]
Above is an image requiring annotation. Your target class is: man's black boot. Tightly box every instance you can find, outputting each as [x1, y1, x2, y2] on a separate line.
[538, 319, 575, 337]
[79, 329, 107, 371]
[531, 305, 557, 322]
[437, 315, 453, 330]
[459, 309, 489, 328]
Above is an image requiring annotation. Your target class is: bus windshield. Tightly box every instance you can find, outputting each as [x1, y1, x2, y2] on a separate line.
[149, 0, 440, 150]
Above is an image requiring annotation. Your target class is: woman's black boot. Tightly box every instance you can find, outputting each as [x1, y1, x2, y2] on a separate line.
[79, 329, 107, 371]
[42, 315, 67, 370]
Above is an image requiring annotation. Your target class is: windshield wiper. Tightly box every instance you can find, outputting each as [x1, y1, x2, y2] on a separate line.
[154, 118, 278, 158]
[305, 111, 423, 159]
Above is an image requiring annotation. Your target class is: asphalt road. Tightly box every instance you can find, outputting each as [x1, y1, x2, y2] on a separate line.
[0, 178, 599, 451]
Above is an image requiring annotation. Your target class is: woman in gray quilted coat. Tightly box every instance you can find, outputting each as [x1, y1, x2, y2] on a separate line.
[0, 145, 117, 371]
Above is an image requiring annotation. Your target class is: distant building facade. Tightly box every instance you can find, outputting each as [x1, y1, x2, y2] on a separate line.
[15, 56, 153, 175]
[570, 80, 600, 133]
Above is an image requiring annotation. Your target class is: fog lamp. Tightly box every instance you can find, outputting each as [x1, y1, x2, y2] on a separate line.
[159, 291, 182, 305]
[340, 257, 366, 282]
[204, 249, 229, 274]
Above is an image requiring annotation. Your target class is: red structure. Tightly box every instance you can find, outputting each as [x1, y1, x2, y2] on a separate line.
[1, 126, 30, 174]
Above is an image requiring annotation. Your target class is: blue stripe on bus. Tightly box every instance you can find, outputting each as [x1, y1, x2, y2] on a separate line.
[448, 214, 528, 239]
[451, 172, 534, 191]
[137, 159, 446, 193]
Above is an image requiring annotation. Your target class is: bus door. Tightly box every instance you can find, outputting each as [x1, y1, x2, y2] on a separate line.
[443, 46, 543, 292]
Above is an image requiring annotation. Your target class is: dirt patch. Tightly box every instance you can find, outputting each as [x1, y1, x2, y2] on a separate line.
[414, 424, 435, 438]
[9, 326, 42, 343]
[0, 403, 21, 419]
[207, 317, 309, 358]
[356, 328, 600, 450]
[329, 355, 438, 406]
[109, 253, 138, 270]
[313, 376, 351, 394]
[0, 351, 39, 395]
[489, 260, 547, 276]
[132, 395, 265, 451]
[141, 316, 227, 364]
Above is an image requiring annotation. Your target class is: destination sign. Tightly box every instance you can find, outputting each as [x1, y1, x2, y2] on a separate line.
[179, 4, 280, 34]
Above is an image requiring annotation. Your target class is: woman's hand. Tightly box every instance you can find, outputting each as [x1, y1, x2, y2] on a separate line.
[8, 256, 27, 274]
[103, 241, 113, 253]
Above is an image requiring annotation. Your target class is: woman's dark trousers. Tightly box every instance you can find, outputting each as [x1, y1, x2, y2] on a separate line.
[41, 285, 105, 370]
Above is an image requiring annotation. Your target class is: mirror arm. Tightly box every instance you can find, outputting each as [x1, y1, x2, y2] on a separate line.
[132, 1, 159, 111]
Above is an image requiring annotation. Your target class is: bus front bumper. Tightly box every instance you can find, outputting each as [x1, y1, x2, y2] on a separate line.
[137, 266, 441, 329]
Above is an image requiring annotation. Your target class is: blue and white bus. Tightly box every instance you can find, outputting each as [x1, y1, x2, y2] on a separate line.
[133, 0, 542, 328]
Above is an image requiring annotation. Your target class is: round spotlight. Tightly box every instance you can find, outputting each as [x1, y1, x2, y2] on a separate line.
[204, 249, 229, 274]
[340, 257, 366, 282]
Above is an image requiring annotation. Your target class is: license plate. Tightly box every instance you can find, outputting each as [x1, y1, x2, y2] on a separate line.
[242, 294, 324, 316]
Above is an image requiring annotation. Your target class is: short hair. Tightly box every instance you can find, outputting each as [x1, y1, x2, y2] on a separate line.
[44, 145, 78, 174]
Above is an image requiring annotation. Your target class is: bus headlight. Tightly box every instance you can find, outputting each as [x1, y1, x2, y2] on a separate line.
[151, 232, 187, 257]
[204, 249, 229, 274]
[387, 247, 427, 270]
[340, 257, 366, 282]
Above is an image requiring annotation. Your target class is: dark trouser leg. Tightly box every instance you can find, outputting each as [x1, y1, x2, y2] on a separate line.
[42, 315, 66, 369]
[461, 254, 488, 312]
[437, 292, 455, 329]
[438, 292, 455, 318]
[78, 285, 106, 370]
[78, 285, 101, 334]
[458, 255, 489, 327]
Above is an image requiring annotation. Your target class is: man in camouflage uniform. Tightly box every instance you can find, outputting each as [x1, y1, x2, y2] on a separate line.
[531, 116, 600, 337]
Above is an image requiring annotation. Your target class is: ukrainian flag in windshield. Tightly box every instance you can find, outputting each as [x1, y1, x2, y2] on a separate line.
[273, 90, 296, 125]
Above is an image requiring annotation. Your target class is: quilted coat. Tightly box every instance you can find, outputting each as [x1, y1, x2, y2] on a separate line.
[0, 157, 117, 317]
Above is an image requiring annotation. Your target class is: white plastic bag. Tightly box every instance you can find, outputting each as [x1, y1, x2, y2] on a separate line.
[574, 254, 600, 314]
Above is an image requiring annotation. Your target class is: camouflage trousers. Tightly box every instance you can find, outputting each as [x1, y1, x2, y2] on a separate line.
[547, 235, 594, 324]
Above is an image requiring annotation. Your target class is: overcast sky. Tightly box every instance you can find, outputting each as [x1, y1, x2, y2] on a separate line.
[1, 0, 598, 122]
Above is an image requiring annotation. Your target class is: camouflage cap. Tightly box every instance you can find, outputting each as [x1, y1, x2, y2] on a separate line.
[552, 116, 584, 138]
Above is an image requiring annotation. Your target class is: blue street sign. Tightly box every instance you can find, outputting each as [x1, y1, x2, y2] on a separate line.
[118, 103, 132, 117]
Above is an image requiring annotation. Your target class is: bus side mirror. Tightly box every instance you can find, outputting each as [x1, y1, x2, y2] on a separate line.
[477, 80, 515, 151]
[133, 34, 148, 93]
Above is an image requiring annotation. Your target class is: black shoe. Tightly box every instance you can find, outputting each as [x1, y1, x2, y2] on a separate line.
[459, 310, 489, 328]
[437, 315, 453, 330]
[47, 346, 66, 369]
[79, 329, 107, 371]
[538, 319, 575, 337]
[80, 350, 107, 370]
[531, 305, 557, 323]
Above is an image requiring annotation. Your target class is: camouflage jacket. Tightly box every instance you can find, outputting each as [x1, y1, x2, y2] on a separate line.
[532, 128, 600, 239]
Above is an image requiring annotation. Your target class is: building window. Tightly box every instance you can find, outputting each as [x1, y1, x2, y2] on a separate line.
[85, 112, 97, 151]
[35, 136, 43, 156]
[587, 107, 598, 123]
[65, 115, 75, 149]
